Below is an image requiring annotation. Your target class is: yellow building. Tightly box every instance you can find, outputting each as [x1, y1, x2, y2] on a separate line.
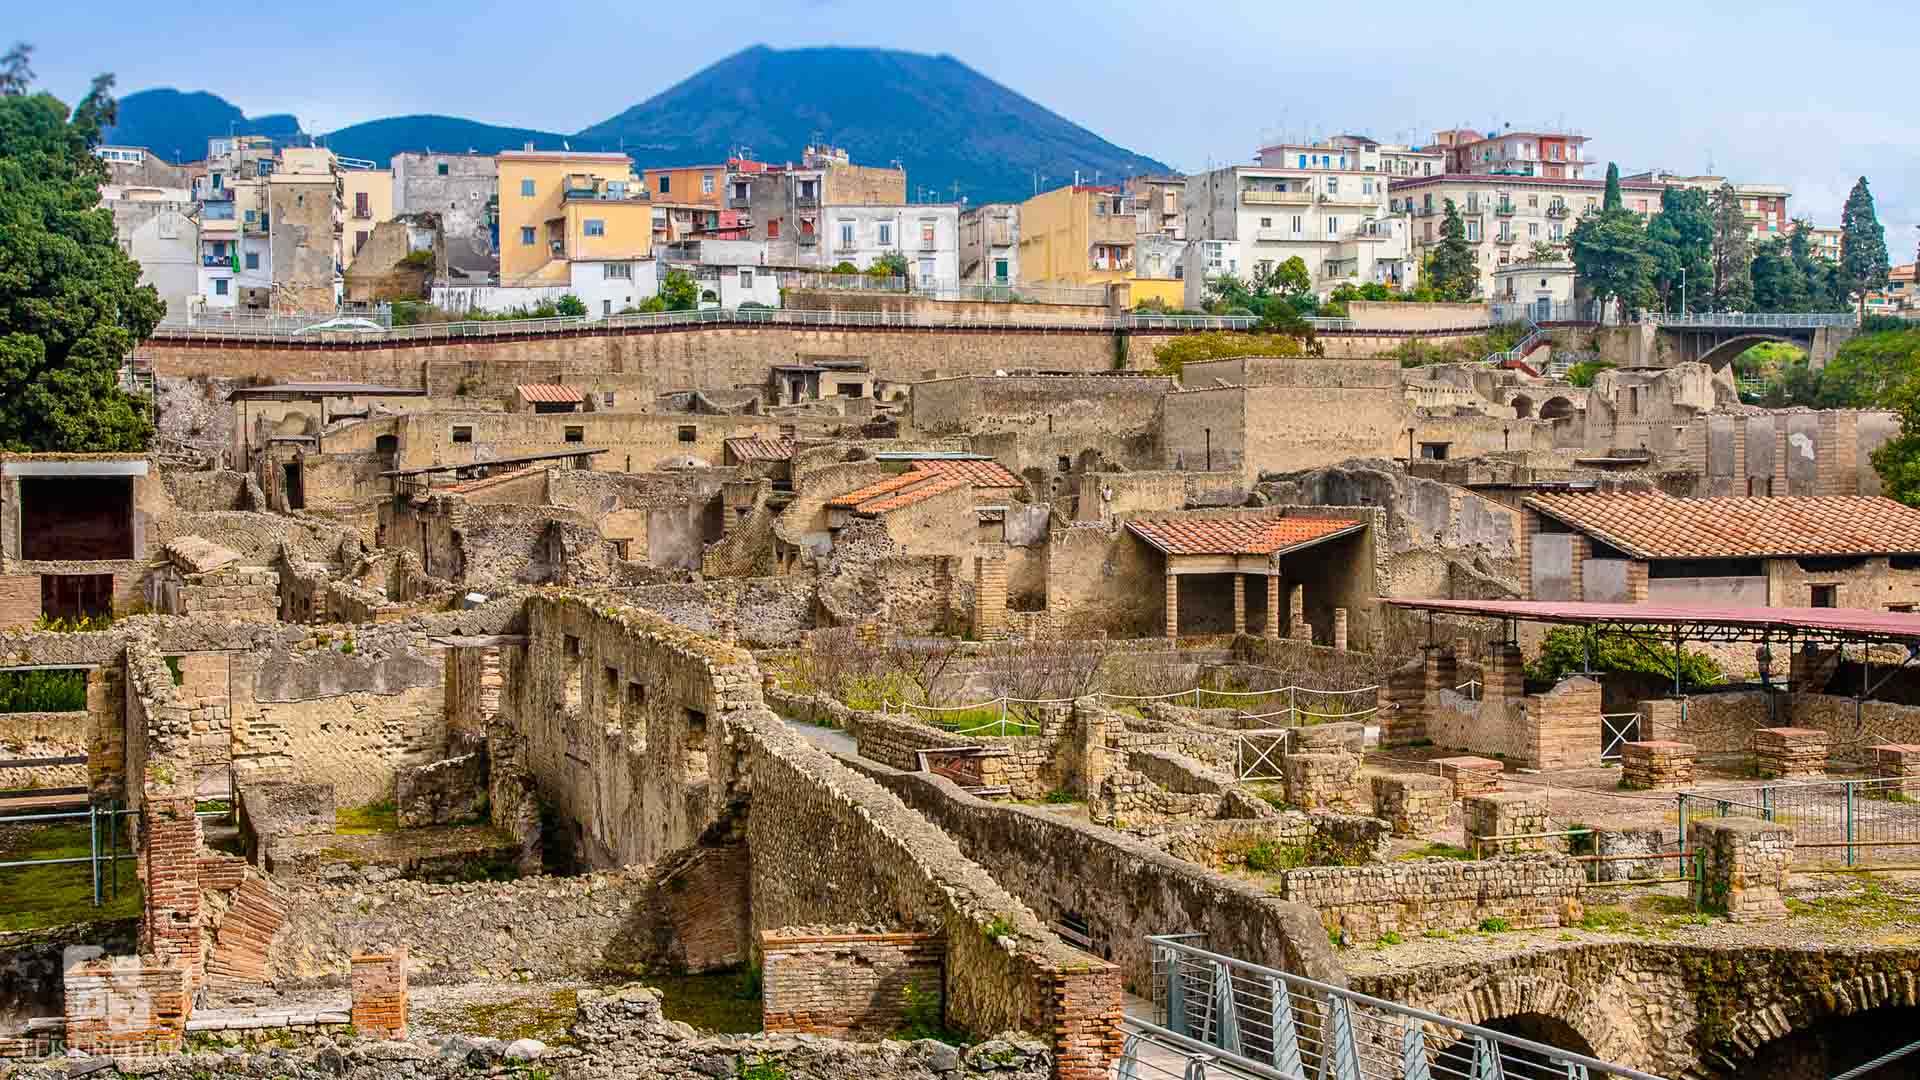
[497, 151, 652, 283]
[340, 168, 393, 269]
[1017, 184, 1136, 286]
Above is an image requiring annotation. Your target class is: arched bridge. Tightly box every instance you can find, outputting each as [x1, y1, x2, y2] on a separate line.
[1602, 312, 1858, 371]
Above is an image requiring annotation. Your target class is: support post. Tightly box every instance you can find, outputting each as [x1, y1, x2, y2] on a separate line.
[1232, 574, 1247, 636]
[1164, 570, 1179, 640]
[1264, 572, 1280, 641]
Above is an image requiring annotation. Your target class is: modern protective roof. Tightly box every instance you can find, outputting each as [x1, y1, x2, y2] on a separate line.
[1126, 517, 1365, 557]
[516, 383, 585, 404]
[225, 383, 426, 401]
[1384, 598, 1920, 647]
[1525, 493, 1920, 559]
[724, 436, 796, 462]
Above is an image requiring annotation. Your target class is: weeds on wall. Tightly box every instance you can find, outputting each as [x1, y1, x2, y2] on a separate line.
[0, 669, 87, 713]
[33, 612, 113, 633]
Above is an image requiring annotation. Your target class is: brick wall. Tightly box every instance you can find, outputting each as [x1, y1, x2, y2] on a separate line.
[761, 930, 945, 1038]
[350, 949, 408, 1039]
[62, 954, 190, 1057]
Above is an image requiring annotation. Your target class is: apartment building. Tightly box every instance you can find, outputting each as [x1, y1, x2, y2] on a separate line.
[1427, 128, 1590, 180]
[271, 148, 348, 313]
[823, 205, 960, 285]
[1867, 264, 1918, 315]
[1126, 175, 1186, 240]
[93, 145, 197, 188]
[495, 149, 651, 285]
[341, 167, 393, 269]
[644, 164, 729, 207]
[185, 137, 345, 314]
[1019, 184, 1136, 286]
[1390, 173, 1663, 298]
[1798, 223, 1844, 264]
[392, 152, 498, 284]
[730, 145, 909, 268]
[1183, 141, 1408, 297]
[1627, 171, 1792, 239]
[101, 184, 199, 316]
[959, 203, 1019, 285]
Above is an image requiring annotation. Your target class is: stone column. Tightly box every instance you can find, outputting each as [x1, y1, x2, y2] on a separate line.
[1332, 607, 1349, 651]
[1231, 574, 1247, 636]
[139, 796, 204, 985]
[1485, 641, 1525, 701]
[1264, 572, 1280, 640]
[973, 546, 1008, 641]
[1287, 584, 1309, 641]
[1689, 818, 1792, 922]
[1163, 571, 1179, 639]
[351, 948, 410, 1039]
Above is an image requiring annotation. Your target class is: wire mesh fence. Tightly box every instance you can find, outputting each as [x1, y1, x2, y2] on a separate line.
[1677, 776, 1920, 867]
[1131, 935, 1667, 1080]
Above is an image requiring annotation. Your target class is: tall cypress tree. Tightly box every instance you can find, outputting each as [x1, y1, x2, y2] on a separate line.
[1427, 199, 1478, 301]
[1840, 177, 1891, 318]
[1709, 183, 1754, 311]
[1602, 162, 1623, 212]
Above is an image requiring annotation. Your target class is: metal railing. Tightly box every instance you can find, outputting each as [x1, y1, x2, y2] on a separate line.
[1132, 934, 1668, 1080]
[1482, 317, 1547, 369]
[1636, 312, 1856, 328]
[0, 803, 135, 908]
[1676, 776, 1920, 867]
[1490, 301, 1602, 324]
[1600, 712, 1642, 762]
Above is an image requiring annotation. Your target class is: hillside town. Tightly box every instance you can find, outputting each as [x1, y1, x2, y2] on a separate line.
[9, 27, 1920, 1080]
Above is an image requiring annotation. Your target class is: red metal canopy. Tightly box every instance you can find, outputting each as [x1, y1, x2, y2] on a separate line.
[1384, 598, 1920, 647]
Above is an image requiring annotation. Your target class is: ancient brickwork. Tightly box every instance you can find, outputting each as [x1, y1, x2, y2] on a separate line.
[1690, 818, 1792, 922]
[169, 566, 280, 621]
[1435, 755, 1502, 797]
[206, 873, 286, 986]
[1370, 774, 1452, 837]
[1621, 740, 1695, 789]
[1146, 813, 1389, 868]
[1281, 856, 1584, 939]
[0, 709, 88, 789]
[1281, 751, 1361, 811]
[1754, 726, 1829, 778]
[349, 949, 408, 1040]
[63, 954, 190, 1057]
[1872, 744, 1920, 793]
[761, 930, 945, 1038]
[1464, 791, 1551, 855]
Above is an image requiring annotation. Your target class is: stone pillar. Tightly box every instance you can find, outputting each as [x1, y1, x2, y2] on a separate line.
[1263, 572, 1280, 640]
[351, 948, 410, 1040]
[1287, 584, 1309, 641]
[1231, 574, 1247, 636]
[1689, 818, 1792, 922]
[1464, 791, 1549, 855]
[1621, 740, 1695, 789]
[1754, 726, 1828, 779]
[1872, 745, 1920, 796]
[1074, 699, 1111, 799]
[973, 546, 1008, 641]
[1332, 607, 1349, 652]
[1436, 755, 1502, 798]
[1163, 572, 1179, 639]
[1281, 752, 1360, 811]
[1640, 697, 1689, 743]
[1370, 774, 1452, 837]
[140, 796, 204, 985]
[1484, 641, 1525, 701]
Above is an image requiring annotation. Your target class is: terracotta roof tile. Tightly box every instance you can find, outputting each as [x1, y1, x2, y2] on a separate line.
[910, 458, 1023, 489]
[1126, 516, 1362, 556]
[516, 383, 584, 404]
[1525, 493, 1920, 559]
[855, 475, 970, 515]
[826, 472, 924, 509]
[725, 436, 796, 462]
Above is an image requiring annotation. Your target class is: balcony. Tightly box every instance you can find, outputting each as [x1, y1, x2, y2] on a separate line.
[1495, 202, 1516, 216]
[1319, 194, 1382, 208]
[1242, 190, 1312, 206]
[1546, 204, 1571, 219]
[793, 191, 821, 208]
[1254, 228, 1302, 242]
[1495, 234, 1516, 245]
[727, 195, 752, 210]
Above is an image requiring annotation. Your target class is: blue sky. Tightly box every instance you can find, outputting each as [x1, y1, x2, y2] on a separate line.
[19, 0, 1919, 250]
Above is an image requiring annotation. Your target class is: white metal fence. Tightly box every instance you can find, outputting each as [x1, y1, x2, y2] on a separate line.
[1131, 935, 1668, 1080]
[889, 684, 1380, 740]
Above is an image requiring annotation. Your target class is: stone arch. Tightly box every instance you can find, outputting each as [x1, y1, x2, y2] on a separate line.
[1510, 393, 1535, 419]
[1715, 966, 1920, 1066]
[1539, 396, 1576, 421]
[1697, 333, 1804, 370]
[1421, 973, 1642, 1067]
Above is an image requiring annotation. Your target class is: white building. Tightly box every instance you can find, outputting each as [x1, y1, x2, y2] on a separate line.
[100, 185, 200, 318]
[569, 257, 660, 318]
[823, 205, 960, 287]
[1184, 139, 1409, 298]
[655, 239, 782, 310]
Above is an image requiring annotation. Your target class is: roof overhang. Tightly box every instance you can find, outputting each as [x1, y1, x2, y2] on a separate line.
[2, 460, 149, 478]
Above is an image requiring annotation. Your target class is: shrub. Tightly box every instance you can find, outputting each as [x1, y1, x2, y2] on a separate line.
[0, 669, 87, 712]
[554, 294, 587, 317]
[1478, 916, 1512, 933]
[1524, 626, 1724, 689]
[397, 249, 434, 270]
[1243, 839, 1309, 873]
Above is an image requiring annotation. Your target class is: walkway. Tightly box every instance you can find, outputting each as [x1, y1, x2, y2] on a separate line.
[782, 718, 857, 758]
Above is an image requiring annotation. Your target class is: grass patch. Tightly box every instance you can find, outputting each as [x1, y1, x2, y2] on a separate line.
[453, 988, 581, 1045]
[1375, 931, 1403, 948]
[0, 821, 143, 932]
[1478, 917, 1512, 934]
[1578, 907, 1633, 932]
[1785, 880, 1912, 929]
[1244, 840, 1309, 874]
[643, 972, 764, 1034]
[336, 800, 399, 834]
[1399, 842, 1474, 861]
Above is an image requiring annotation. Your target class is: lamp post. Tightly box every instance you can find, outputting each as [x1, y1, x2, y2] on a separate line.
[1680, 266, 1686, 317]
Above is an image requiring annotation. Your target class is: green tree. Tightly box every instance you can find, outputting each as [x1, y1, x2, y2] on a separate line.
[1840, 177, 1891, 318]
[0, 43, 32, 97]
[1708, 183, 1753, 311]
[1427, 200, 1478, 301]
[1564, 359, 1616, 387]
[829, 260, 859, 275]
[1644, 187, 1712, 314]
[1569, 186, 1654, 321]
[554, 293, 586, 317]
[1819, 328, 1920, 407]
[1524, 627, 1724, 689]
[1150, 331, 1305, 377]
[1750, 237, 1808, 312]
[0, 64, 158, 452]
[1601, 162, 1623, 212]
[1875, 373, 1920, 507]
[659, 270, 698, 311]
[868, 251, 909, 280]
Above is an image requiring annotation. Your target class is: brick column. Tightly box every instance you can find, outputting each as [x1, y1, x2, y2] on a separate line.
[1484, 641, 1525, 702]
[1163, 571, 1179, 639]
[1519, 509, 1541, 597]
[1621, 740, 1695, 789]
[1049, 964, 1124, 1080]
[1231, 574, 1247, 636]
[1264, 572, 1280, 640]
[1567, 534, 1590, 601]
[350, 948, 409, 1040]
[1332, 607, 1349, 651]
[973, 546, 1008, 641]
[1288, 584, 1309, 641]
[1465, 791, 1550, 855]
[140, 796, 204, 984]
[1689, 818, 1791, 922]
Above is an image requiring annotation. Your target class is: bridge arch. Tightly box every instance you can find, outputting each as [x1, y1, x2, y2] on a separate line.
[1419, 973, 1641, 1066]
[1711, 969, 1920, 1074]
[1539, 395, 1577, 421]
[1697, 333, 1803, 370]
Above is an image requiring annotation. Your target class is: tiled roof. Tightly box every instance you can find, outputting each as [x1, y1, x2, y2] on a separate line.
[1525, 493, 1920, 559]
[855, 475, 969, 516]
[1126, 516, 1363, 556]
[910, 458, 1023, 489]
[826, 472, 925, 509]
[725, 436, 795, 462]
[516, 383, 584, 404]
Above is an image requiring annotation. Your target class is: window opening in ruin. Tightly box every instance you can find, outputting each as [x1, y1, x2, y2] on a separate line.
[836, 383, 865, 398]
[19, 477, 134, 560]
[1894, 555, 1920, 571]
[375, 434, 399, 459]
[1058, 455, 1072, 473]
[283, 464, 305, 510]
[565, 426, 584, 443]
[41, 574, 114, 623]
[677, 425, 696, 443]
[626, 683, 647, 748]
[1419, 442, 1450, 460]
[1811, 585, 1838, 608]
[603, 666, 620, 721]
[684, 708, 709, 778]
[778, 424, 796, 441]
[563, 634, 583, 708]
[452, 426, 474, 445]
[612, 538, 631, 560]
